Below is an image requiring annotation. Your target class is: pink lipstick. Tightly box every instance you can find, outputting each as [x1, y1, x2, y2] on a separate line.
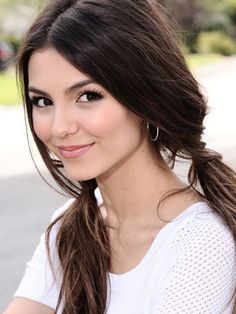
[58, 143, 95, 159]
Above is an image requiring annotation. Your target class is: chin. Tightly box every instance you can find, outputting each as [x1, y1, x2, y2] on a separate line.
[63, 167, 97, 182]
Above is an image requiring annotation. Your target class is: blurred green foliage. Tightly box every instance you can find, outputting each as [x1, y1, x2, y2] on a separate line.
[160, 0, 236, 54]
[224, 0, 236, 26]
[197, 31, 236, 56]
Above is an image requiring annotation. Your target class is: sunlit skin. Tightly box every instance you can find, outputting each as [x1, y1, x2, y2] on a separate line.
[28, 49, 200, 273]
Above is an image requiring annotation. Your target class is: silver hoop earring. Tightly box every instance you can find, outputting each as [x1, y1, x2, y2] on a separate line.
[147, 122, 159, 142]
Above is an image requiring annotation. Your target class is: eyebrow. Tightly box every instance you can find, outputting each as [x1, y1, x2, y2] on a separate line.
[28, 79, 95, 97]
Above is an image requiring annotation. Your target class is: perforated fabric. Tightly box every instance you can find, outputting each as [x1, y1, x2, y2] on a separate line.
[151, 211, 236, 313]
[106, 205, 236, 313]
[14, 198, 236, 313]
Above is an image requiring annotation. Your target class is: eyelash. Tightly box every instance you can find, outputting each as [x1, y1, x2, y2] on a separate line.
[29, 89, 103, 108]
[30, 96, 53, 107]
[77, 89, 103, 103]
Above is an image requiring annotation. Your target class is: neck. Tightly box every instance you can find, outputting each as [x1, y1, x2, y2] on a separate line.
[96, 140, 185, 228]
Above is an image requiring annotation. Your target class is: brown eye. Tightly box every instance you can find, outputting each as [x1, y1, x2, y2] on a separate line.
[79, 91, 102, 102]
[30, 96, 53, 107]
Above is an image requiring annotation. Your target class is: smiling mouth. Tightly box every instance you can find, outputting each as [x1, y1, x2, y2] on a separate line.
[57, 143, 95, 159]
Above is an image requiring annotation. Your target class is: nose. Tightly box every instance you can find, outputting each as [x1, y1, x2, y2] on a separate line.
[51, 105, 80, 138]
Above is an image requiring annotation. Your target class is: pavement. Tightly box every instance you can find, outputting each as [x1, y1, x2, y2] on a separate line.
[0, 56, 236, 311]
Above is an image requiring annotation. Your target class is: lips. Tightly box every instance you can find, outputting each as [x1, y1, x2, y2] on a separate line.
[57, 143, 95, 159]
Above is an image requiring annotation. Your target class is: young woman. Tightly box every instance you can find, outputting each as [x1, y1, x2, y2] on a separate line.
[4, 0, 236, 313]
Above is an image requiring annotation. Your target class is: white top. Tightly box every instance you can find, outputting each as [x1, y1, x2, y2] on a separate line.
[14, 195, 236, 313]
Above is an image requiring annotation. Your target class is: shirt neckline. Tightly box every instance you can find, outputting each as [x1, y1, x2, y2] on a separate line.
[108, 201, 208, 279]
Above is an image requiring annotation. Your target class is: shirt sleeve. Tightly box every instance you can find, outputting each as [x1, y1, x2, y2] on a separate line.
[152, 214, 236, 314]
[13, 199, 74, 310]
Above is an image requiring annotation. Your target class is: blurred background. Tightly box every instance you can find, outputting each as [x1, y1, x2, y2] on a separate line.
[0, 0, 236, 311]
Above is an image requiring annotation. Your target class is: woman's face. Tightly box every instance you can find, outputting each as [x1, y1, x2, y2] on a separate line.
[28, 48, 146, 181]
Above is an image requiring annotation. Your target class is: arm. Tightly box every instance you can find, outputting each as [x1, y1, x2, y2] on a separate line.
[4, 298, 54, 314]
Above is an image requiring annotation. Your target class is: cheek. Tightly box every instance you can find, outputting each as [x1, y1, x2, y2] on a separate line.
[32, 111, 51, 143]
[84, 107, 131, 138]
[85, 105, 141, 147]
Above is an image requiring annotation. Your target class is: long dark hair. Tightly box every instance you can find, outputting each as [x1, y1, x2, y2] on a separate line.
[16, 0, 236, 313]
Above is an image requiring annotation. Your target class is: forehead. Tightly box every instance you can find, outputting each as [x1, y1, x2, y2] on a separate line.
[28, 48, 89, 88]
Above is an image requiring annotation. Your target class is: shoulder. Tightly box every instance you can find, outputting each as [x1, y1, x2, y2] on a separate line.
[153, 208, 236, 312]
[187, 206, 234, 244]
[172, 205, 235, 256]
[169, 205, 236, 283]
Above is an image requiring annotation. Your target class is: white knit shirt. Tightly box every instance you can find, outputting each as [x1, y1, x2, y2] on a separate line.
[14, 196, 236, 313]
